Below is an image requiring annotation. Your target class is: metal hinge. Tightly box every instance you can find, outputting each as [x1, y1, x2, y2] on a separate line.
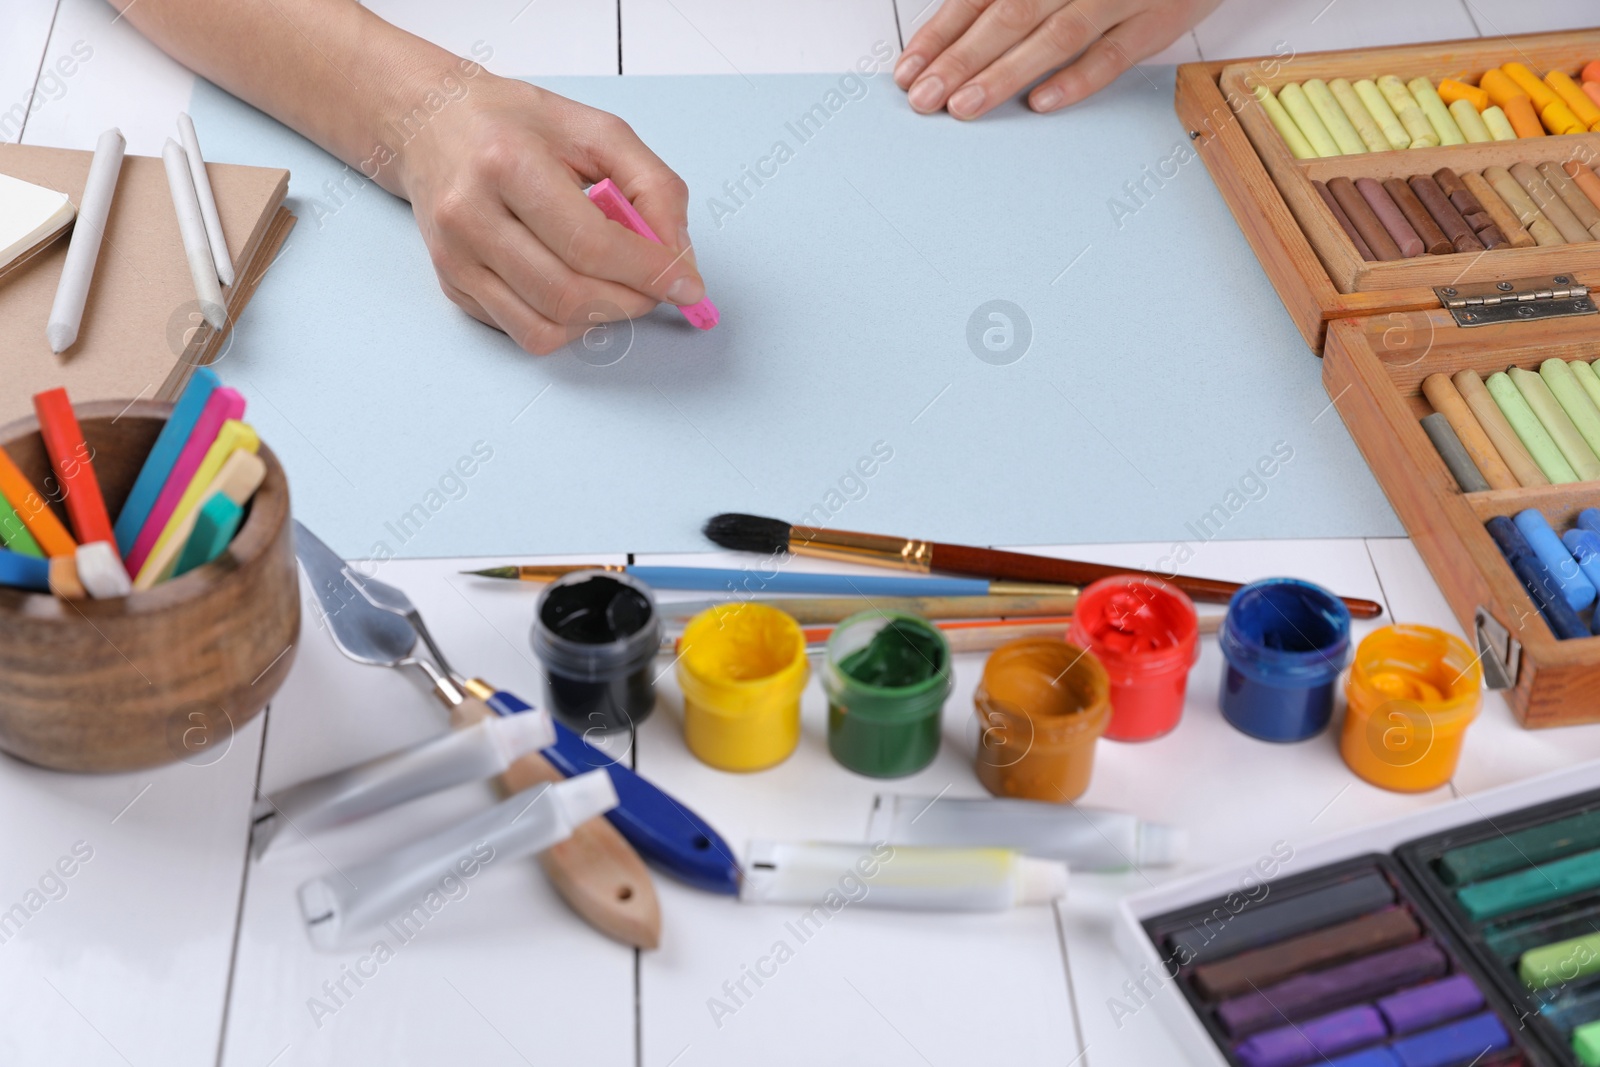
[1475, 607, 1522, 690]
[1435, 275, 1596, 327]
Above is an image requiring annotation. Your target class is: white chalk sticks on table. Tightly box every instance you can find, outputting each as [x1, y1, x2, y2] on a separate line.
[46, 127, 125, 354]
[177, 113, 234, 287]
[161, 137, 227, 331]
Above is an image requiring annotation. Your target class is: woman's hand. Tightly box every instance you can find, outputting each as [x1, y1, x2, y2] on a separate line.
[894, 0, 1220, 119]
[396, 75, 706, 354]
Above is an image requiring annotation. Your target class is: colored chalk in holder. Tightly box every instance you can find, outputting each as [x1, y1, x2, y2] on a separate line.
[972, 637, 1109, 803]
[0, 548, 52, 593]
[1066, 576, 1198, 742]
[531, 570, 662, 733]
[822, 611, 952, 778]
[676, 602, 809, 772]
[1340, 625, 1482, 794]
[1513, 509, 1595, 612]
[1485, 516, 1588, 640]
[1218, 578, 1351, 742]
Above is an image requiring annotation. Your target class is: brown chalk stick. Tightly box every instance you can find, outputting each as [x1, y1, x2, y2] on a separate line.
[1328, 176, 1403, 260]
[1191, 907, 1422, 1001]
[1452, 369, 1550, 488]
[1403, 175, 1470, 253]
[1487, 164, 1567, 246]
[1434, 167, 1481, 217]
[1564, 161, 1600, 215]
[1476, 224, 1510, 250]
[1314, 179, 1375, 260]
[1422, 373, 1520, 490]
[1461, 169, 1537, 248]
[1512, 161, 1592, 243]
[1357, 176, 1425, 257]
[1539, 161, 1600, 240]
[1385, 177, 1452, 254]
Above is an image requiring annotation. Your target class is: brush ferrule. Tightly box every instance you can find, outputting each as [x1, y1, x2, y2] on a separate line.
[516, 564, 626, 581]
[787, 527, 934, 572]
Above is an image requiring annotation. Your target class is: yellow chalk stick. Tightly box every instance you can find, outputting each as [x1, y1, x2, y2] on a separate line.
[1378, 75, 1437, 147]
[1541, 99, 1586, 135]
[1481, 105, 1518, 141]
[134, 419, 259, 588]
[1305, 78, 1368, 154]
[133, 450, 267, 589]
[1355, 78, 1411, 150]
[1546, 70, 1600, 129]
[1503, 62, 1558, 111]
[1253, 85, 1317, 160]
[1329, 78, 1391, 152]
[1408, 77, 1466, 145]
[1279, 82, 1342, 157]
[1449, 98, 1492, 142]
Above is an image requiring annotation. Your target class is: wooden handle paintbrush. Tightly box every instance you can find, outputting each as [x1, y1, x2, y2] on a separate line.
[702, 514, 1384, 620]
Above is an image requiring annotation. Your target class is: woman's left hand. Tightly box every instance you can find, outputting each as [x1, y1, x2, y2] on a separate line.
[894, 0, 1221, 119]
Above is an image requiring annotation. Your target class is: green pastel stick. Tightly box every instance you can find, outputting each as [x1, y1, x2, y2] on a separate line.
[1457, 846, 1600, 920]
[0, 493, 43, 558]
[1543, 359, 1600, 463]
[1440, 808, 1600, 885]
[172, 494, 243, 578]
[1578, 1019, 1600, 1067]
[1520, 930, 1600, 989]
[1510, 366, 1600, 480]
[1305, 78, 1368, 155]
[1573, 360, 1600, 414]
[1487, 371, 1579, 482]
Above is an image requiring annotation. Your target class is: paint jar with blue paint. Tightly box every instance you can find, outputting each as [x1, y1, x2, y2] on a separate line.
[1218, 578, 1352, 742]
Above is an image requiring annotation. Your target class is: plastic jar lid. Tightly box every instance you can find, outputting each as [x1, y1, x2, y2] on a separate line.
[1067, 576, 1199, 681]
[530, 570, 662, 682]
[1219, 578, 1352, 687]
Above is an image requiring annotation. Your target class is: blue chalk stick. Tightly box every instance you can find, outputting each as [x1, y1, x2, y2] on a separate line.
[1563, 528, 1600, 595]
[1580, 508, 1600, 539]
[0, 548, 52, 592]
[112, 368, 219, 558]
[1486, 516, 1589, 640]
[1323, 1048, 1401, 1067]
[172, 494, 243, 578]
[1514, 510, 1596, 611]
[1389, 1010, 1508, 1067]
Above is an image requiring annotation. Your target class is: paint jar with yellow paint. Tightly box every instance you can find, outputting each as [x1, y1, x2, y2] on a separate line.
[1340, 625, 1482, 793]
[676, 603, 811, 772]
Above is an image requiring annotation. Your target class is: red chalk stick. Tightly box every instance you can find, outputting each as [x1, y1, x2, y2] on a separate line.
[32, 388, 118, 561]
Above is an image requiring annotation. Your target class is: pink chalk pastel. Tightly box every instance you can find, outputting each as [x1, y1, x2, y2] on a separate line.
[586, 179, 718, 330]
[124, 386, 246, 575]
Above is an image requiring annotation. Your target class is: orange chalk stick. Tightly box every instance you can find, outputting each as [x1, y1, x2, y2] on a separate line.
[1504, 62, 1559, 111]
[1546, 70, 1600, 129]
[1480, 69, 1527, 110]
[1565, 161, 1600, 211]
[1503, 95, 1546, 138]
[1584, 60, 1600, 85]
[1438, 78, 1489, 111]
[33, 388, 117, 559]
[0, 449, 74, 558]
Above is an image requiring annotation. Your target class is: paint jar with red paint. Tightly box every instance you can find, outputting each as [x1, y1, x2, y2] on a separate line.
[1066, 576, 1199, 742]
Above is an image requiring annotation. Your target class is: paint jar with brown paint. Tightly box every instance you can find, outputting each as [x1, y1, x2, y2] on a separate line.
[972, 637, 1110, 803]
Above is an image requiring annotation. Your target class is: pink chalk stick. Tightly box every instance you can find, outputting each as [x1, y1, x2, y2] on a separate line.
[586, 179, 718, 330]
[124, 386, 246, 575]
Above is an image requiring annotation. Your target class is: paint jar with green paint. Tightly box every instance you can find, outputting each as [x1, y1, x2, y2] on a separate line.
[823, 612, 953, 778]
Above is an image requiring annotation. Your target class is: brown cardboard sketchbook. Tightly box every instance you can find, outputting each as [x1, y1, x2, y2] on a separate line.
[0, 142, 294, 425]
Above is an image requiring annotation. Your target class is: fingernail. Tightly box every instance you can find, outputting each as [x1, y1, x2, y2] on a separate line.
[947, 84, 985, 119]
[894, 54, 925, 88]
[1031, 87, 1063, 112]
[667, 275, 705, 305]
[907, 76, 944, 113]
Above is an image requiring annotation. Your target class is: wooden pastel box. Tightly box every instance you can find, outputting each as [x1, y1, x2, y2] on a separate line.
[1176, 31, 1600, 727]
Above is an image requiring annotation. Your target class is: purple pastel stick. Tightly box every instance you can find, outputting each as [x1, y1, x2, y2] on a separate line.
[1234, 1005, 1389, 1067]
[1218, 940, 1448, 1036]
[1376, 974, 1484, 1034]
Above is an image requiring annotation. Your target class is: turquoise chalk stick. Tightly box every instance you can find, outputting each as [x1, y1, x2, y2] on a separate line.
[1457, 846, 1600, 920]
[172, 493, 243, 578]
[113, 368, 219, 558]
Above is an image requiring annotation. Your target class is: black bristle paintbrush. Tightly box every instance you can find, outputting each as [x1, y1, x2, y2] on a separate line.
[701, 513, 1384, 618]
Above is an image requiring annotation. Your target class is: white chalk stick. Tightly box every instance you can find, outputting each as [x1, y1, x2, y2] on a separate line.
[47, 128, 125, 353]
[177, 113, 234, 287]
[161, 138, 227, 331]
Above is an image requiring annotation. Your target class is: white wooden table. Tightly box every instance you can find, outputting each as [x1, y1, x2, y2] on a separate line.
[6, 2, 1600, 1064]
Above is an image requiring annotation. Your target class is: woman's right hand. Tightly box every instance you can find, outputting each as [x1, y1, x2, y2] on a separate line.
[395, 74, 706, 355]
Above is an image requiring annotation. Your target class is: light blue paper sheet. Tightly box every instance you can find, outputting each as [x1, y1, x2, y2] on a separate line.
[191, 67, 1401, 560]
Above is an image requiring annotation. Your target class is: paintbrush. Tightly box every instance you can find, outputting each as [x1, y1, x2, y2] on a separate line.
[701, 513, 1385, 619]
[461, 564, 1071, 598]
[657, 592, 1082, 625]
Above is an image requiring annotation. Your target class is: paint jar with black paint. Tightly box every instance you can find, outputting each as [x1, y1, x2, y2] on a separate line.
[530, 570, 662, 733]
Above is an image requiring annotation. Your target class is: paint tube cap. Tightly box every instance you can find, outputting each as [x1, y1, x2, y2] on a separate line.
[1016, 857, 1069, 905]
[1137, 823, 1187, 867]
[490, 707, 556, 764]
[552, 769, 620, 827]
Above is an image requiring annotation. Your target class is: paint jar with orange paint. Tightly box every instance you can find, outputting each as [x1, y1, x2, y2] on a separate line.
[1066, 576, 1199, 742]
[1340, 625, 1483, 793]
[972, 637, 1110, 802]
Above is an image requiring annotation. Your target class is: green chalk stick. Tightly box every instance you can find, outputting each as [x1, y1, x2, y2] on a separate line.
[1457, 845, 1600, 920]
[0, 493, 42, 558]
[172, 494, 243, 578]
[1440, 808, 1600, 885]
[1573, 360, 1600, 415]
[1542, 359, 1600, 464]
[1488, 371, 1579, 483]
[1510, 366, 1600, 480]
[1577, 1019, 1600, 1067]
[1520, 930, 1600, 989]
